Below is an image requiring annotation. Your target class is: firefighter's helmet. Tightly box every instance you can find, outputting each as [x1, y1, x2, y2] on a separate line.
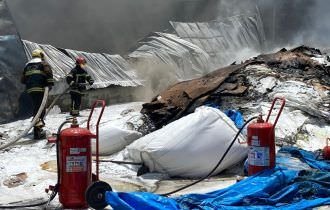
[76, 56, 87, 65]
[32, 49, 44, 59]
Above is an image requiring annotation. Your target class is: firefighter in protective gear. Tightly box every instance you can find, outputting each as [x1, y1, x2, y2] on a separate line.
[66, 56, 94, 116]
[21, 49, 54, 139]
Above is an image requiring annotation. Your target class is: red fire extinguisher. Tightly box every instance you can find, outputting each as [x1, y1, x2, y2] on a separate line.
[323, 138, 330, 160]
[247, 97, 286, 176]
[47, 100, 111, 209]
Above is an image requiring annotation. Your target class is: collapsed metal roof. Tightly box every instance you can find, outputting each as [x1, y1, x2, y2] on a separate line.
[170, 10, 266, 68]
[23, 40, 142, 90]
[128, 10, 266, 85]
[22, 40, 74, 81]
[65, 49, 141, 88]
[129, 32, 211, 80]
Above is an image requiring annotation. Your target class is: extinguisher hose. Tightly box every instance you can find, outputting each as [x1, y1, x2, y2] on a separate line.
[0, 85, 70, 151]
[0, 87, 49, 151]
[160, 116, 258, 196]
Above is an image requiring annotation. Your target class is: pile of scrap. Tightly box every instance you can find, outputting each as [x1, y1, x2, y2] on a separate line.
[138, 47, 330, 167]
[141, 62, 251, 130]
[121, 45, 330, 189]
[141, 46, 330, 133]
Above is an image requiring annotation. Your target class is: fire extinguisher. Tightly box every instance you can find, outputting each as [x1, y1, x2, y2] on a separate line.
[323, 138, 330, 160]
[247, 97, 286, 176]
[46, 100, 111, 209]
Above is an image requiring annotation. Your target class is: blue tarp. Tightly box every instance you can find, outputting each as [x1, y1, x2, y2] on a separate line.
[105, 147, 330, 209]
[224, 110, 244, 129]
[279, 147, 330, 172]
[203, 105, 245, 129]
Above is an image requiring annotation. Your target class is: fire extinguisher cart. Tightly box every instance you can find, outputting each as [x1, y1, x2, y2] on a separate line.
[247, 97, 286, 176]
[49, 100, 112, 209]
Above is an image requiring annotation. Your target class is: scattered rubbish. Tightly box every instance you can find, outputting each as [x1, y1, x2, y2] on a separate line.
[135, 47, 330, 186]
[120, 109, 135, 116]
[3, 172, 28, 188]
[40, 160, 57, 173]
[141, 62, 251, 130]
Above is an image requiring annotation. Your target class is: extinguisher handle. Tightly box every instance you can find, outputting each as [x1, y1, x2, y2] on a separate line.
[265, 97, 286, 128]
[87, 100, 106, 131]
[87, 100, 106, 181]
[327, 138, 330, 147]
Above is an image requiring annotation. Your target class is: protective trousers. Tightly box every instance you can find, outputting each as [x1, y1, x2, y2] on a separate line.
[29, 92, 46, 139]
[70, 92, 82, 116]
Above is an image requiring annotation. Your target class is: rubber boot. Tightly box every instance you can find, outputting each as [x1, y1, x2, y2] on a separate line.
[33, 118, 46, 140]
[70, 109, 80, 117]
[34, 127, 46, 140]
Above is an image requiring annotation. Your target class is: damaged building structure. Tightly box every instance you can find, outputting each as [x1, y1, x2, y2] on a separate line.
[22, 40, 142, 113]
[0, 0, 330, 209]
[0, 0, 329, 155]
[0, 0, 267, 123]
[1, 0, 329, 171]
[141, 46, 330, 147]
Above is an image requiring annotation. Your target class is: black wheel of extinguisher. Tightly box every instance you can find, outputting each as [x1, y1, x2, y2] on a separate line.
[85, 181, 112, 210]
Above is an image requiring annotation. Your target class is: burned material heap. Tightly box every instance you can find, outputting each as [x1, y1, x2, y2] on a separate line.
[141, 46, 330, 130]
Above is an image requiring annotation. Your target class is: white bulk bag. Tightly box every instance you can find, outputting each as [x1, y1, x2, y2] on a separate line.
[92, 125, 142, 156]
[126, 106, 247, 178]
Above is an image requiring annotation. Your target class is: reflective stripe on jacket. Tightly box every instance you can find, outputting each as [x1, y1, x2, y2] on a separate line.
[21, 58, 54, 93]
[66, 65, 94, 93]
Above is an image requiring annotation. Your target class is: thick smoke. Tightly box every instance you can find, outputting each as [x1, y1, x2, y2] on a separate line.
[216, 0, 326, 51]
[6, 0, 218, 55]
[7, 0, 330, 54]
[257, 0, 317, 50]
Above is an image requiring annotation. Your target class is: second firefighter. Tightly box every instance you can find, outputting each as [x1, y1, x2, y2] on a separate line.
[66, 56, 94, 116]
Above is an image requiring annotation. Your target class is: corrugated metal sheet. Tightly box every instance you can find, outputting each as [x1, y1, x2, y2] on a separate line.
[129, 32, 210, 80]
[23, 40, 74, 81]
[170, 10, 266, 68]
[22, 40, 142, 92]
[65, 49, 141, 88]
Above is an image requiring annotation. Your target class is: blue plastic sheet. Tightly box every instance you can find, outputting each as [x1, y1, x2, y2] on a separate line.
[224, 110, 244, 129]
[105, 191, 180, 210]
[105, 147, 330, 209]
[279, 147, 330, 172]
[201, 106, 244, 129]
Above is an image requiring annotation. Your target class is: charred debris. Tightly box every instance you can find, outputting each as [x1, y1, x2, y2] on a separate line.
[141, 46, 330, 131]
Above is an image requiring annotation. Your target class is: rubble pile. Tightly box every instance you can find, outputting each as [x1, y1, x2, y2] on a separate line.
[142, 46, 330, 134]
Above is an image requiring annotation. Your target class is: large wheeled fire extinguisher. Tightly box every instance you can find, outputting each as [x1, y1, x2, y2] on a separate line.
[47, 100, 111, 209]
[247, 97, 286, 176]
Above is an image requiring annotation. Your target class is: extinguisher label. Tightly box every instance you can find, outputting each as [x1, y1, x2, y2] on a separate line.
[66, 156, 87, 172]
[248, 146, 270, 166]
[251, 136, 260, 146]
[70, 148, 87, 155]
